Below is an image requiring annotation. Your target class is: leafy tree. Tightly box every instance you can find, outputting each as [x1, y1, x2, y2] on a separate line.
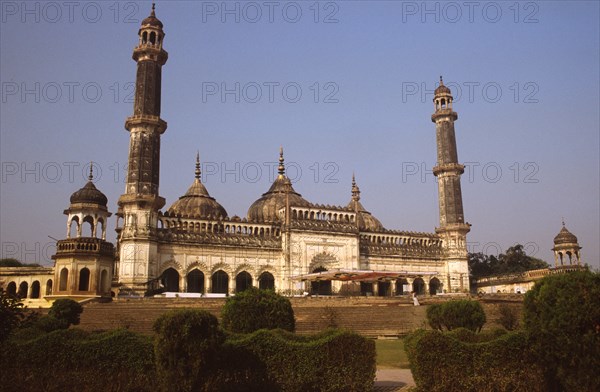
[0, 288, 28, 342]
[426, 300, 486, 332]
[153, 309, 224, 392]
[469, 244, 549, 280]
[0, 258, 40, 267]
[523, 270, 600, 391]
[221, 288, 295, 333]
[48, 299, 83, 326]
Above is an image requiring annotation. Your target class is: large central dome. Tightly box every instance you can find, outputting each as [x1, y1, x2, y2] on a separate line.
[166, 154, 227, 220]
[247, 148, 310, 222]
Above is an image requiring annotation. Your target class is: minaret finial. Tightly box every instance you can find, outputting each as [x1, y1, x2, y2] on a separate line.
[151, 2, 156, 16]
[440, 75, 444, 85]
[195, 151, 201, 181]
[562, 217, 565, 227]
[278, 146, 285, 177]
[88, 162, 94, 181]
[351, 173, 360, 201]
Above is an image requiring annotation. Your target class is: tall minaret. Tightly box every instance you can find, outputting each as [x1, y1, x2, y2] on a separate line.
[431, 77, 470, 292]
[116, 4, 168, 295]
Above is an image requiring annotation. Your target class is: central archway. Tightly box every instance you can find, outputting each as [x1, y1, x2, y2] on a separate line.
[310, 267, 332, 296]
[235, 271, 252, 293]
[212, 270, 229, 294]
[412, 277, 425, 295]
[187, 269, 204, 293]
[161, 268, 180, 292]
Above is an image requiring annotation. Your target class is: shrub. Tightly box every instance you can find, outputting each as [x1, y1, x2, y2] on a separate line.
[216, 329, 375, 392]
[405, 328, 544, 392]
[221, 287, 295, 333]
[153, 309, 224, 392]
[523, 270, 600, 391]
[48, 298, 83, 326]
[497, 303, 520, 331]
[426, 300, 486, 332]
[0, 288, 27, 342]
[0, 328, 156, 392]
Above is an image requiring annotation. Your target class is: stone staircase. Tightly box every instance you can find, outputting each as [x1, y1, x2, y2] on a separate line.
[77, 296, 520, 337]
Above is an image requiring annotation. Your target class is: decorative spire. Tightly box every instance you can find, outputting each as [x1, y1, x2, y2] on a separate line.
[151, 2, 156, 17]
[278, 146, 285, 177]
[194, 151, 202, 181]
[562, 217, 565, 227]
[439, 75, 444, 85]
[88, 162, 94, 181]
[351, 173, 360, 201]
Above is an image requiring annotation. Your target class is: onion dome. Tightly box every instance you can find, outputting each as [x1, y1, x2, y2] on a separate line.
[553, 221, 578, 245]
[166, 153, 227, 219]
[69, 165, 108, 207]
[247, 148, 310, 222]
[434, 76, 451, 96]
[141, 3, 163, 28]
[346, 174, 384, 232]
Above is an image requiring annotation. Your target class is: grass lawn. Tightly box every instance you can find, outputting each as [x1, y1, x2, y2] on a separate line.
[375, 338, 411, 369]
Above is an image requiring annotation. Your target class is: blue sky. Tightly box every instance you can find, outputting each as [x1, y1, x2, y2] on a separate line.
[1, 1, 599, 270]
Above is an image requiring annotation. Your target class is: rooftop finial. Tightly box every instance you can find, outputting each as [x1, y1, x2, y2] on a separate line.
[351, 173, 360, 201]
[195, 151, 201, 181]
[151, 2, 156, 16]
[439, 75, 444, 85]
[88, 162, 94, 181]
[278, 146, 285, 177]
[562, 217, 565, 227]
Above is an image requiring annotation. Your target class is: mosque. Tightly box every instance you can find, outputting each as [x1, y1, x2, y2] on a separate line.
[0, 6, 584, 303]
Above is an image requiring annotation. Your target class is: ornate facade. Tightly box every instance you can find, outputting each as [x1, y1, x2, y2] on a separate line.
[108, 6, 470, 297]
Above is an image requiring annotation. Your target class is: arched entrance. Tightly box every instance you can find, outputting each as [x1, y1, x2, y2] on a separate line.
[78, 268, 90, 291]
[161, 268, 180, 292]
[258, 272, 275, 290]
[395, 278, 408, 295]
[360, 282, 373, 296]
[187, 269, 204, 293]
[212, 270, 229, 294]
[59, 268, 69, 291]
[429, 277, 441, 295]
[18, 282, 28, 298]
[30, 281, 40, 299]
[311, 267, 332, 296]
[6, 282, 17, 296]
[412, 277, 425, 295]
[377, 281, 390, 297]
[235, 271, 252, 293]
[45, 279, 53, 296]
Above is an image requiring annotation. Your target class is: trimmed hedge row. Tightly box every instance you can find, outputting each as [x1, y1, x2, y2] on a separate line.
[0, 328, 157, 392]
[210, 328, 376, 392]
[426, 299, 486, 332]
[405, 328, 544, 392]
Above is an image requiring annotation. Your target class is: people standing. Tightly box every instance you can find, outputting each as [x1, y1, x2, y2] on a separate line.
[412, 291, 420, 306]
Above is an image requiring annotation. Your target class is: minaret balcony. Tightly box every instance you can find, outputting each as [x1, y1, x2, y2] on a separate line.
[431, 109, 458, 122]
[125, 115, 167, 134]
[433, 163, 465, 176]
[54, 238, 115, 258]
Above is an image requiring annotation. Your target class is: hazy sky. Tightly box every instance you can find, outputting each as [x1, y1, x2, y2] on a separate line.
[1, 1, 598, 270]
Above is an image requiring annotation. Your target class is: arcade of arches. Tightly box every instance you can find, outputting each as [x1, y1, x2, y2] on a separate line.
[158, 268, 276, 294]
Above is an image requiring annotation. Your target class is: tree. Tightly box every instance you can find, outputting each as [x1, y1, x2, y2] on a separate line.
[0, 288, 27, 342]
[221, 288, 295, 333]
[0, 258, 41, 267]
[426, 300, 486, 332]
[469, 244, 549, 280]
[153, 309, 224, 392]
[48, 299, 83, 326]
[523, 270, 600, 391]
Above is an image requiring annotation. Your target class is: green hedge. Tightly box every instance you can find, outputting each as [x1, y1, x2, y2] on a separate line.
[405, 328, 544, 392]
[211, 328, 376, 392]
[0, 328, 156, 392]
[426, 299, 486, 332]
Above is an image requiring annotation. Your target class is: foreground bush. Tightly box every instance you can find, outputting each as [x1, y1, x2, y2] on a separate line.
[0, 328, 156, 392]
[221, 288, 295, 333]
[426, 299, 486, 332]
[523, 270, 600, 391]
[405, 328, 544, 392]
[211, 329, 376, 392]
[48, 298, 84, 326]
[153, 309, 224, 392]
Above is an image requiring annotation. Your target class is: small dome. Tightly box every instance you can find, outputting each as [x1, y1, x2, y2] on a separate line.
[247, 148, 310, 222]
[553, 223, 578, 245]
[167, 154, 227, 220]
[141, 4, 163, 28]
[346, 175, 384, 231]
[434, 76, 451, 96]
[70, 181, 108, 206]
